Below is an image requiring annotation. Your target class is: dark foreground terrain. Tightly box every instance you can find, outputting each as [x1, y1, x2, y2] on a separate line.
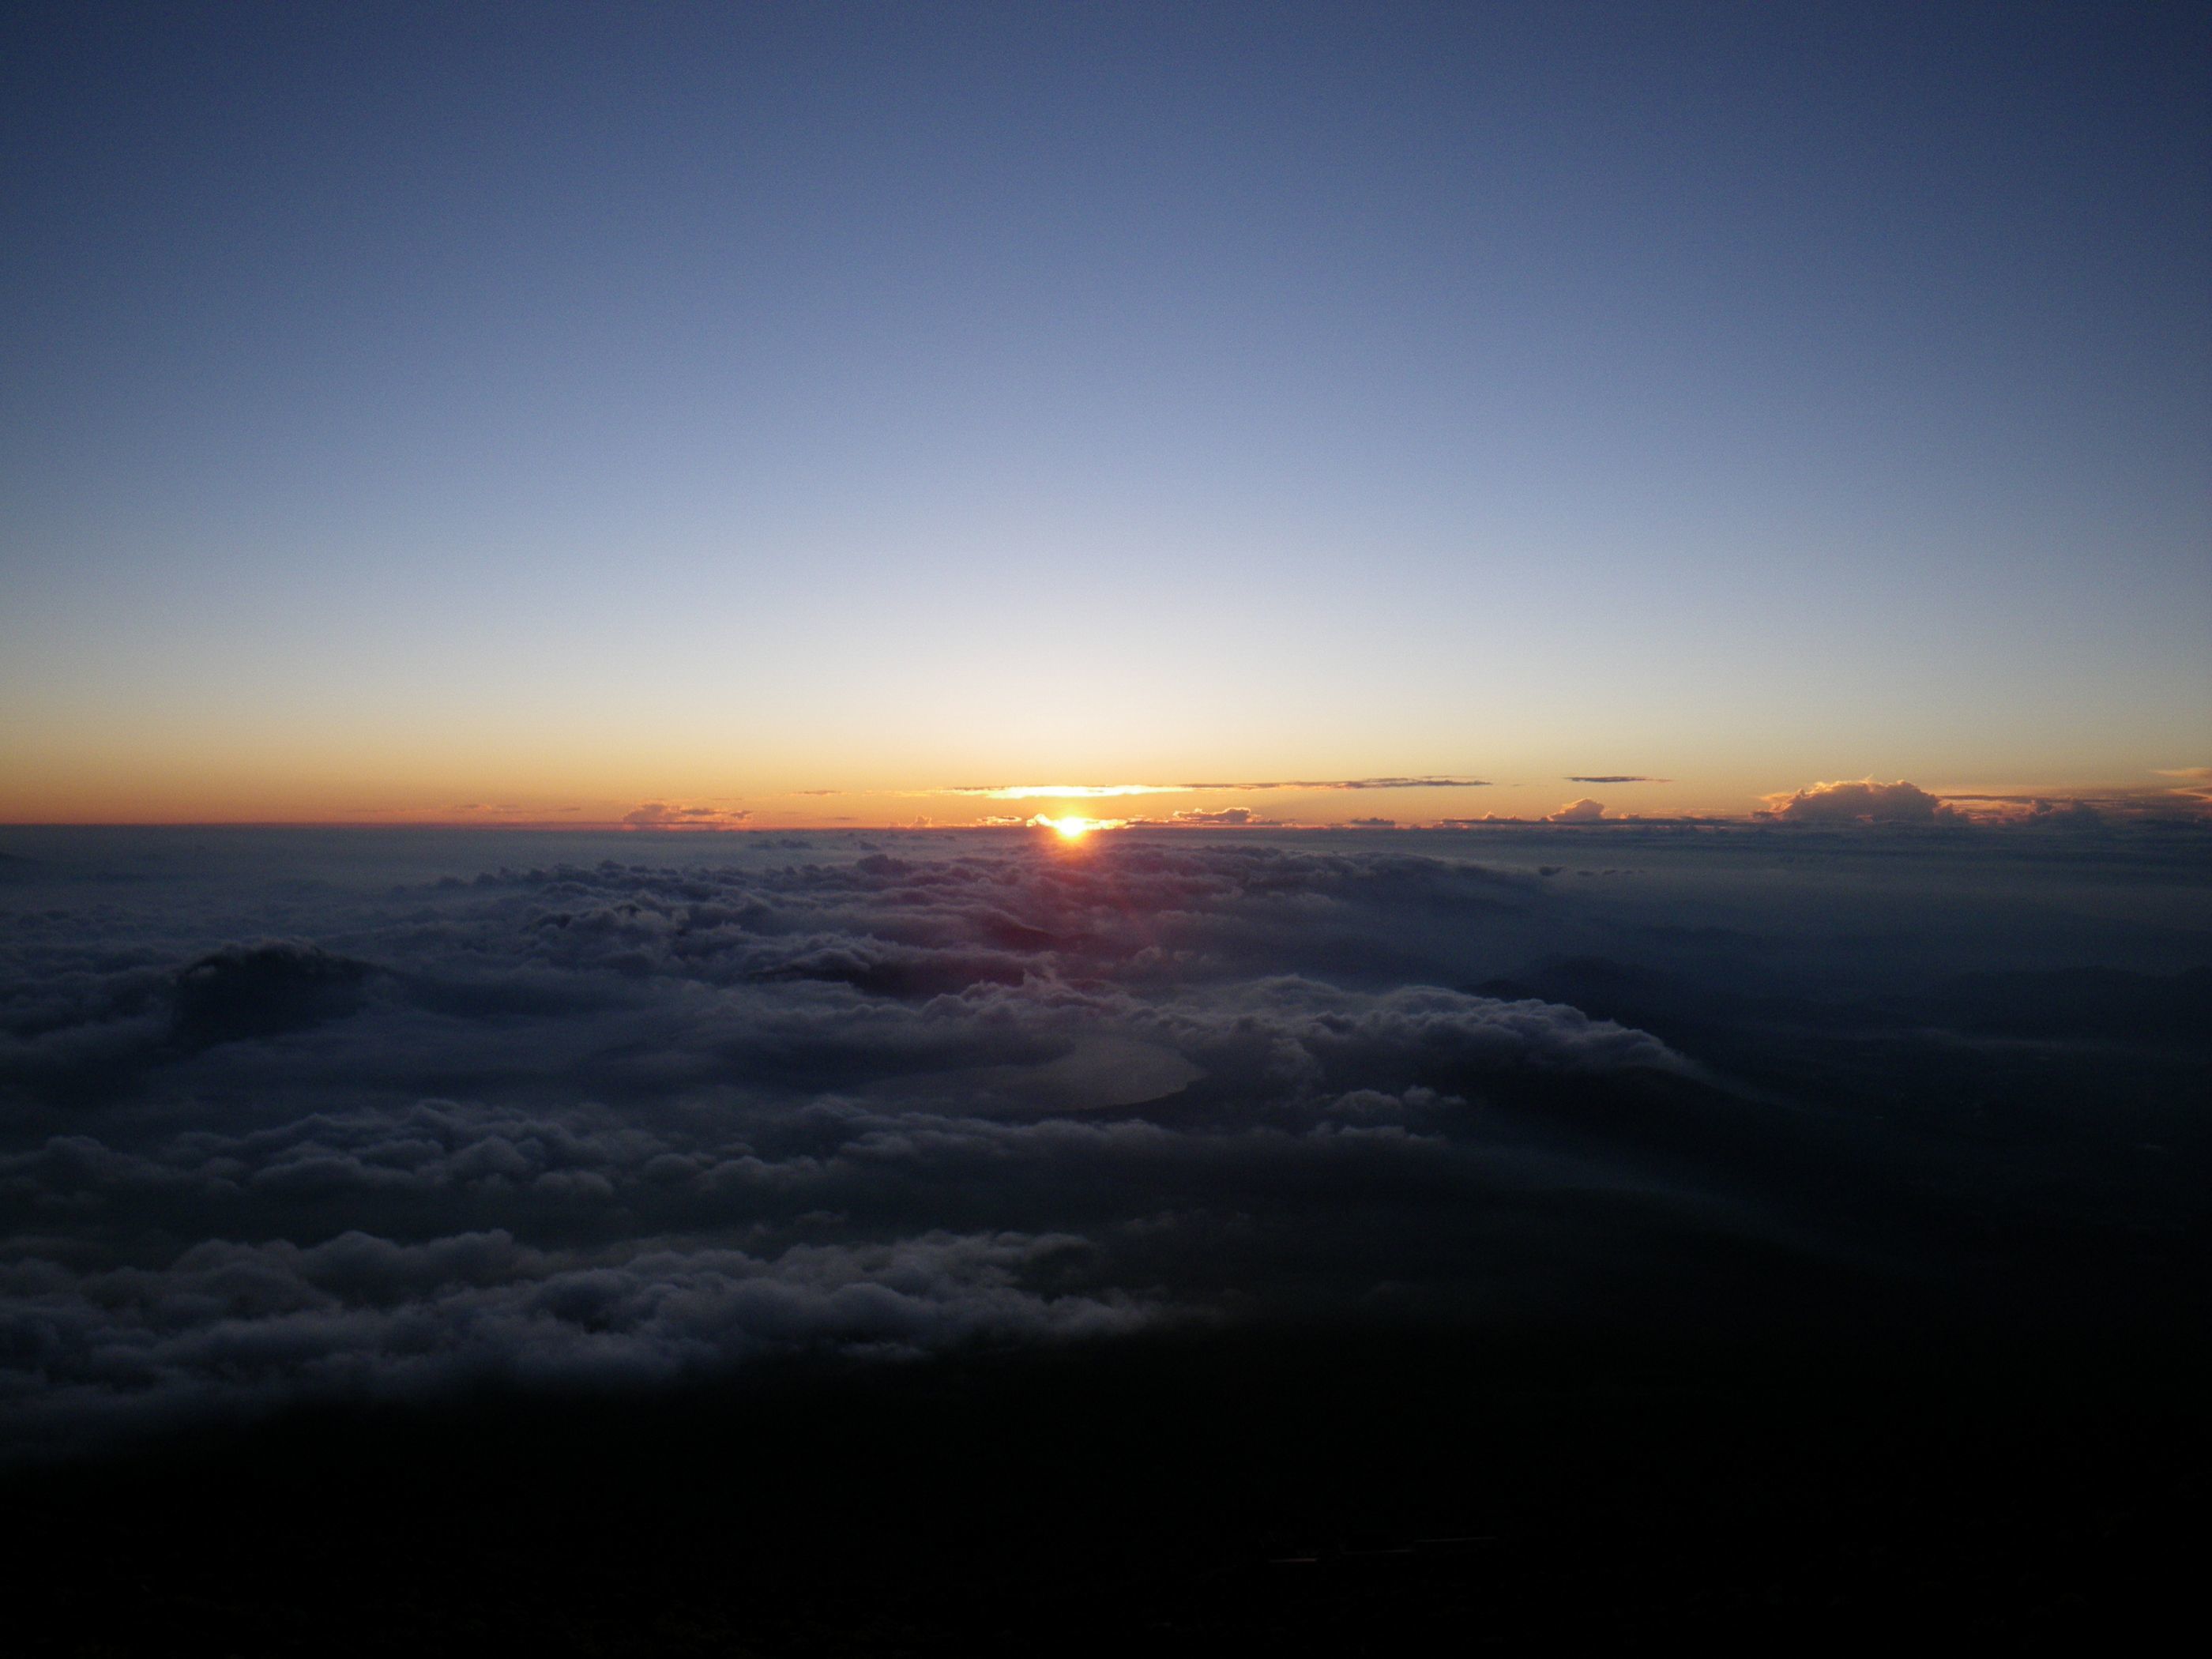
[8, 1315, 2203, 1657]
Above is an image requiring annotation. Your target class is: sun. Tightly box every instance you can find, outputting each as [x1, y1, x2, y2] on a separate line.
[1030, 812, 1124, 844]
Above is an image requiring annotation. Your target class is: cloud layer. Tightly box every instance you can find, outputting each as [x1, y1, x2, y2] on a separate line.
[2, 824, 2203, 1457]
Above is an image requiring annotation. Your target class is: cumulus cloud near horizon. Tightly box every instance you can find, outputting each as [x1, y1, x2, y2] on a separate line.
[1757, 778, 1957, 826]
[622, 802, 752, 830]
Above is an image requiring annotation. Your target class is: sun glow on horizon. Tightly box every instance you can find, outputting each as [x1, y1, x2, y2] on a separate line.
[1032, 813, 1116, 842]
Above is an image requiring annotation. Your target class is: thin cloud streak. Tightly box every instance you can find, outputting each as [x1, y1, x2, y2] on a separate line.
[936, 777, 1493, 799]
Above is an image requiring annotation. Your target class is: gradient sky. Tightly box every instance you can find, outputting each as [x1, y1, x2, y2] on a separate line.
[2, 2, 2206, 826]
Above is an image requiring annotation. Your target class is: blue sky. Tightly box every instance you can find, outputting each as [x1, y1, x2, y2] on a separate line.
[2, 2, 2206, 823]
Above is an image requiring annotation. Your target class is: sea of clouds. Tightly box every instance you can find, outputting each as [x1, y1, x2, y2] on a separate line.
[2, 825, 2205, 1458]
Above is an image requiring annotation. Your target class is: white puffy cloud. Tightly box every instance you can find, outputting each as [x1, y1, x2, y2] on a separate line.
[1756, 778, 1956, 826]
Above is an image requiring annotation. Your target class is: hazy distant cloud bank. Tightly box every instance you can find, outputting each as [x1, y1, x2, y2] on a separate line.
[1, 826, 2204, 1456]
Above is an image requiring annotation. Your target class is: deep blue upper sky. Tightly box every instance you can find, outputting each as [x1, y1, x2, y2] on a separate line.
[2, 2, 2206, 822]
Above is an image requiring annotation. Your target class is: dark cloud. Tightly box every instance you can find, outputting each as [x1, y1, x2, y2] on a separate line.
[2022, 797, 2110, 833]
[1939, 786, 2212, 829]
[171, 940, 372, 1050]
[1567, 776, 1668, 784]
